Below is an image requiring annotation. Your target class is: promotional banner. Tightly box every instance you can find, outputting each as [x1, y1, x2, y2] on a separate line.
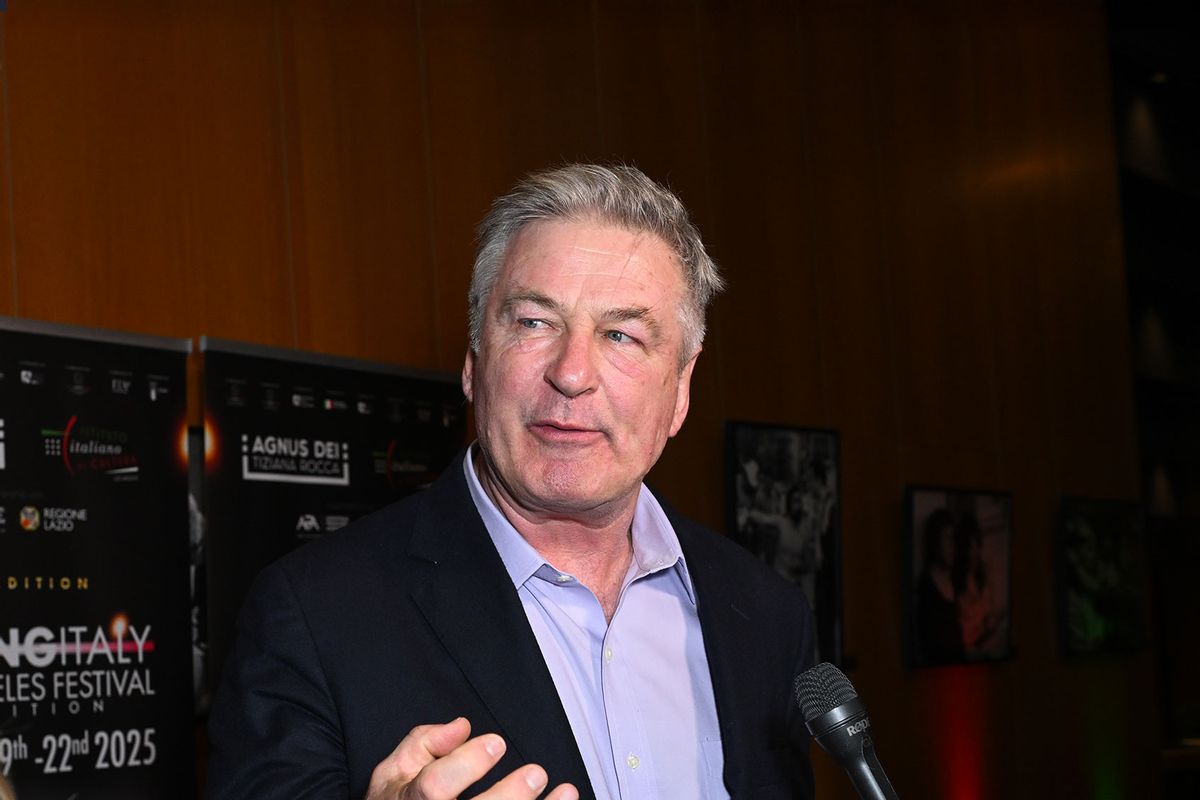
[200, 339, 466, 692]
[0, 317, 194, 798]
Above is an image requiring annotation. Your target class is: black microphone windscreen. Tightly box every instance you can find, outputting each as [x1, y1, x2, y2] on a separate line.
[794, 662, 859, 723]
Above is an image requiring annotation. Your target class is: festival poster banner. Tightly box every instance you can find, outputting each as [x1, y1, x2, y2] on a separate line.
[0, 317, 194, 798]
[200, 339, 466, 694]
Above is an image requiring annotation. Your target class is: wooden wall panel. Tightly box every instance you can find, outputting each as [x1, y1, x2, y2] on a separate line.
[872, 2, 1004, 488]
[165, 1, 295, 346]
[5, 2, 293, 345]
[592, 0, 710, 194]
[7, 2, 191, 333]
[0, 17, 13, 318]
[278, 1, 438, 367]
[698, 1, 826, 429]
[1032, 5, 1138, 496]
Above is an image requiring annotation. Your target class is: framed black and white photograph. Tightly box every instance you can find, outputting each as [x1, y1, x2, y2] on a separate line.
[726, 422, 841, 664]
[1056, 498, 1150, 657]
[904, 486, 1013, 667]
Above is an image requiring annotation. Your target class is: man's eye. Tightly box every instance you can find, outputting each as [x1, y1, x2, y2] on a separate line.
[518, 319, 545, 329]
[605, 330, 633, 344]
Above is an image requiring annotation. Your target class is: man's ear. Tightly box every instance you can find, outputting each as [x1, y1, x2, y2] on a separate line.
[669, 349, 700, 437]
[461, 349, 476, 403]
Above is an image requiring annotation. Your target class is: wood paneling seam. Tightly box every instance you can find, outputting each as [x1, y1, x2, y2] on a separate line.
[272, 1, 299, 348]
[415, 0, 443, 367]
[0, 18, 17, 314]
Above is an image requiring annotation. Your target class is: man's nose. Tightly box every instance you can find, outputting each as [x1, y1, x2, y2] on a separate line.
[545, 328, 598, 398]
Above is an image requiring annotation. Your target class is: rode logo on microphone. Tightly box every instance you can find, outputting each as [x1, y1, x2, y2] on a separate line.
[846, 718, 871, 737]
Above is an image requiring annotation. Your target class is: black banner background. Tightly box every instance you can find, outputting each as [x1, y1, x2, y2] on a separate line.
[200, 340, 466, 694]
[0, 319, 193, 798]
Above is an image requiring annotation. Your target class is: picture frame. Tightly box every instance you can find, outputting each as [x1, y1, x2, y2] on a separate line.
[1056, 497, 1150, 657]
[903, 486, 1013, 667]
[725, 421, 841, 665]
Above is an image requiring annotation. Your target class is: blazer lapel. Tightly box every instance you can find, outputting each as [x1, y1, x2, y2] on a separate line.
[404, 458, 594, 798]
[674, 519, 757, 795]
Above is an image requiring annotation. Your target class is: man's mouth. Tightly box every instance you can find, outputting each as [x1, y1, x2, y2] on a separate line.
[528, 420, 605, 444]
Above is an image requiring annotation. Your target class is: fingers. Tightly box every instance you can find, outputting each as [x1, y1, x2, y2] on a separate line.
[365, 717, 579, 800]
[477, 764, 546, 797]
[543, 784, 581, 800]
[476, 765, 578, 800]
[366, 717, 475, 798]
[404, 731, 507, 799]
[409, 717, 475, 763]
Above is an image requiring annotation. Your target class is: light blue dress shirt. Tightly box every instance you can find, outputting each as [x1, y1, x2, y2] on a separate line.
[463, 451, 730, 800]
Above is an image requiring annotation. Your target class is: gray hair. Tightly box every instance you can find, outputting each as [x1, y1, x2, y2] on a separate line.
[468, 163, 724, 363]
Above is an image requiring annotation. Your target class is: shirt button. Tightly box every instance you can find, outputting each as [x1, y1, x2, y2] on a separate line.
[627, 754, 640, 770]
[555, 574, 571, 583]
[604, 647, 614, 663]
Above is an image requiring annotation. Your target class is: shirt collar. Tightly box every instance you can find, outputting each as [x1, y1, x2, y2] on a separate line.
[463, 444, 696, 606]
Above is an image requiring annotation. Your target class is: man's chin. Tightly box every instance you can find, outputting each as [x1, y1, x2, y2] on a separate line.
[529, 468, 630, 514]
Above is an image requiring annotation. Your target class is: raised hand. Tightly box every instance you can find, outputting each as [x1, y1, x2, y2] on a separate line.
[364, 717, 578, 800]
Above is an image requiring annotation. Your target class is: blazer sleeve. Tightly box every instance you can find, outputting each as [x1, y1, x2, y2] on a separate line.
[205, 562, 350, 799]
[788, 590, 818, 799]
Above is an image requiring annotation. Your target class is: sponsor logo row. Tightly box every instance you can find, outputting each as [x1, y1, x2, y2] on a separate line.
[7, 505, 352, 540]
[5, 365, 172, 402]
[221, 379, 461, 427]
[224, 380, 369, 414]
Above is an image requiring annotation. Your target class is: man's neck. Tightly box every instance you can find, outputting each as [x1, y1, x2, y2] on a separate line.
[474, 451, 636, 621]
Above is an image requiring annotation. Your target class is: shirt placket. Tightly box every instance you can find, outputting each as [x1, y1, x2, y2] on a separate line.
[600, 579, 658, 800]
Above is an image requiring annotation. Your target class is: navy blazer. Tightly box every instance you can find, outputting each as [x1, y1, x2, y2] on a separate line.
[206, 453, 816, 799]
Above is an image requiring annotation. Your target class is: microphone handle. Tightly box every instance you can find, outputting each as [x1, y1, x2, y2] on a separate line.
[844, 736, 899, 800]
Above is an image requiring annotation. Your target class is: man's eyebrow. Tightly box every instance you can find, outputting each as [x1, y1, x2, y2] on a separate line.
[604, 306, 663, 340]
[605, 305, 657, 326]
[498, 289, 564, 317]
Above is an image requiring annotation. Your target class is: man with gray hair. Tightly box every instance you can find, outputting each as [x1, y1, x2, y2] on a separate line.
[207, 164, 816, 800]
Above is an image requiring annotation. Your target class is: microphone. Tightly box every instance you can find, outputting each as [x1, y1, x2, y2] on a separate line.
[794, 662, 899, 800]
